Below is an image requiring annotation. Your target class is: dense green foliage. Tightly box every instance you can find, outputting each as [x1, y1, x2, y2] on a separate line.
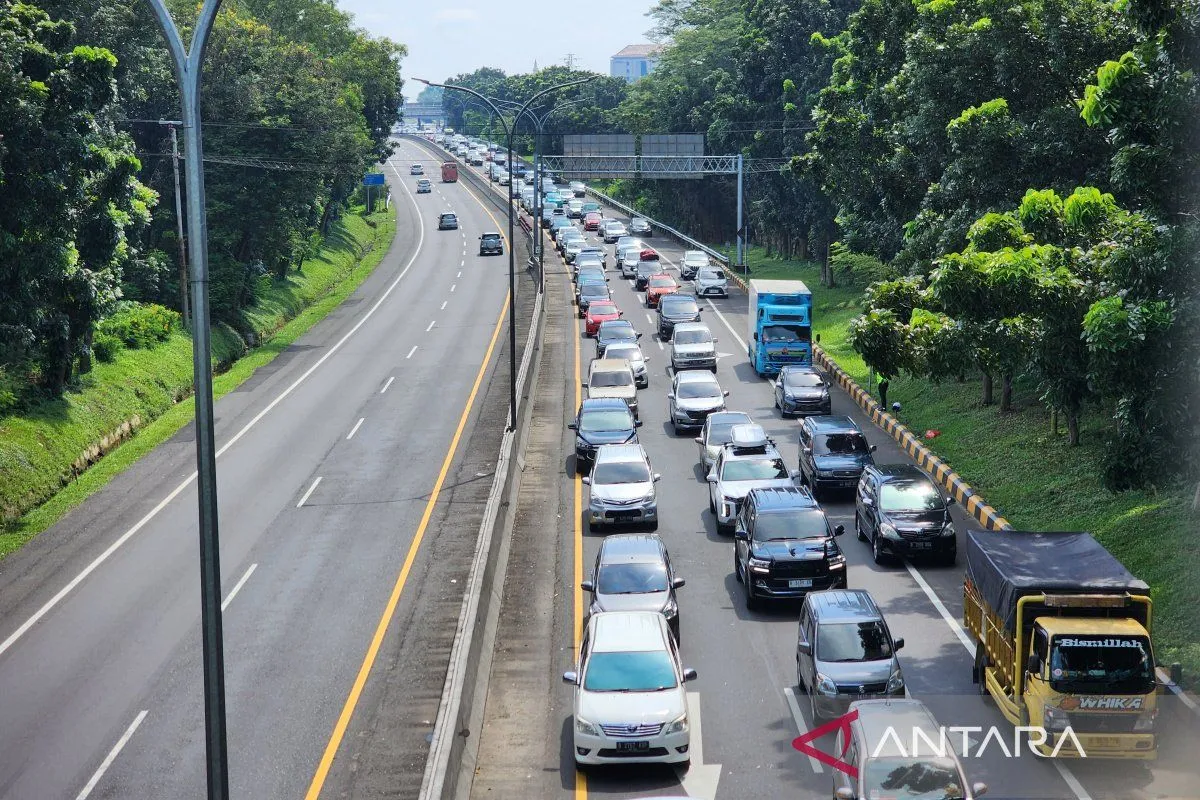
[0, 0, 404, 403]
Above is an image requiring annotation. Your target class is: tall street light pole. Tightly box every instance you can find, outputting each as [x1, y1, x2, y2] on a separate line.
[142, 0, 229, 798]
[415, 76, 595, 431]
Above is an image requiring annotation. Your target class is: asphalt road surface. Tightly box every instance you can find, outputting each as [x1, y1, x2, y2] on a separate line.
[0, 139, 526, 800]
[466, 175, 1197, 800]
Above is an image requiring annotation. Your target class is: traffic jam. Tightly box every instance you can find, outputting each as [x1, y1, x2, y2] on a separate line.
[430, 131, 1186, 800]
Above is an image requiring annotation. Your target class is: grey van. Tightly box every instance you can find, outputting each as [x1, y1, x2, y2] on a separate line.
[796, 589, 905, 721]
[832, 699, 988, 799]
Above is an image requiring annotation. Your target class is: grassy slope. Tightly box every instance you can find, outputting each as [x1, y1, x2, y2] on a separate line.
[0, 206, 397, 557]
[739, 248, 1198, 682]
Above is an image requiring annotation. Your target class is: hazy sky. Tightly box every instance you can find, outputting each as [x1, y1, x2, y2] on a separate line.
[334, 1, 661, 99]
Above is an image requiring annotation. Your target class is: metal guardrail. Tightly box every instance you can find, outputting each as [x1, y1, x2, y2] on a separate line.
[581, 185, 731, 267]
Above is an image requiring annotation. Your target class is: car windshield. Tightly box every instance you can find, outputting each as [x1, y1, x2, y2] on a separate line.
[784, 371, 823, 388]
[579, 410, 634, 432]
[441, 215, 456, 222]
[862, 758, 962, 800]
[592, 461, 651, 485]
[581, 285, 608, 298]
[600, 324, 635, 340]
[583, 651, 677, 692]
[605, 345, 640, 362]
[589, 304, 618, 316]
[816, 621, 894, 662]
[880, 480, 943, 511]
[720, 457, 789, 481]
[648, 277, 675, 288]
[673, 329, 711, 345]
[597, 562, 668, 594]
[638, 262, 659, 274]
[591, 370, 633, 387]
[677, 381, 721, 399]
[752, 510, 827, 541]
[663, 298, 699, 315]
[761, 324, 808, 343]
[700, 269, 726, 280]
[815, 433, 870, 455]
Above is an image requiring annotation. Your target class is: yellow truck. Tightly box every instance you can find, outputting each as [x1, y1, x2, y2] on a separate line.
[964, 530, 1158, 759]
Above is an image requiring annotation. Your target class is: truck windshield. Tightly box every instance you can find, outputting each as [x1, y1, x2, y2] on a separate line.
[761, 324, 809, 343]
[1049, 635, 1154, 694]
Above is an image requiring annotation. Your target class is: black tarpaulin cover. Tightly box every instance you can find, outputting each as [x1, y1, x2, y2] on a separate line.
[965, 530, 1149, 632]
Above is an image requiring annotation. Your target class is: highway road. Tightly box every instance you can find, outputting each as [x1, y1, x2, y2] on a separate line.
[0, 138, 530, 799]
[465, 170, 1197, 800]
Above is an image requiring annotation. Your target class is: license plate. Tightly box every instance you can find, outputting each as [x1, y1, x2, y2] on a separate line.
[1086, 736, 1122, 748]
[616, 741, 650, 752]
[789, 579, 813, 588]
[910, 542, 932, 550]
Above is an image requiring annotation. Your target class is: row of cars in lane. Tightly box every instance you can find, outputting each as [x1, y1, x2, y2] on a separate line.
[541, 181, 1000, 799]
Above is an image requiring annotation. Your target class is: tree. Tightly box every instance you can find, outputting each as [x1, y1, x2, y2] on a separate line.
[0, 3, 158, 394]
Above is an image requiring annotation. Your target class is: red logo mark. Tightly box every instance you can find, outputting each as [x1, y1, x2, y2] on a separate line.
[792, 708, 859, 778]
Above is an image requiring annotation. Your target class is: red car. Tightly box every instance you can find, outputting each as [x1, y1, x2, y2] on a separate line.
[583, 212, 603, 231]
[584, 301, 622, 336]
[645, 273, 679, 307]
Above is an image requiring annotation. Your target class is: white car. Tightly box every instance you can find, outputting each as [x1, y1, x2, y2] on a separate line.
[569, 180, 587, 197]
[563, 611, 696, 767]
[602, 342, 650, 388]
[680, 251, 710, 280]
[583, 443, 660, 530]
[694, 411, 754, 471]
[695, 266, 729, 297]
[602, 221, 628, 243]
[706, 424, 797, 532]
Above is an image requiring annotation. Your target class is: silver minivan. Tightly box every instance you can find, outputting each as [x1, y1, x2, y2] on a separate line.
[832, 699, 988, 799]
[796, 589, 905, 721]
[583, 443, 660, 531]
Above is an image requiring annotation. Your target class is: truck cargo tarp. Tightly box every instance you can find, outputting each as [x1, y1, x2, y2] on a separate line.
[965, 530, 1149, 632]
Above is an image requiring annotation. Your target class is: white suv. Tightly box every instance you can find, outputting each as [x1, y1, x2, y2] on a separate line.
[563, 611, 696, 767]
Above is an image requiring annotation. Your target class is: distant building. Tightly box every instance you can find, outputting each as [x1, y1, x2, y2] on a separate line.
[610, 44, 665, 83]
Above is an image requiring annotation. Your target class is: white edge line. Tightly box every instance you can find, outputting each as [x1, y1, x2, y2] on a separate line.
[1053, 761, 1093, 800]
[705, 299, 747, 353]
[220, 563, 257, 612]
[75, 709, 148, 800]
[441, 300, 448, 310]
[686, 691, 705, 766]
[426, 320, 436, 332]
[346, 417, 365, 440]
[406, 345, 418, 359]
[0, 150, 430, 661]
[450, 284, 456, 293]
[783, 687, 824, 773]
[380, 376, 395, 394]
[905, 563, 976, 655]
[297, 476, 322, 508]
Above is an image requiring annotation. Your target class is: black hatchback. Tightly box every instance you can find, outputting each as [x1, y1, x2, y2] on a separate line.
[657, 294, 702, 338]
[854, 464, 957, 565]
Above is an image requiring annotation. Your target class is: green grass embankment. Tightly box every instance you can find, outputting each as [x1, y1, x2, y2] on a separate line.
[735, 247, 1199, 685]
[0, 205, 397, 558]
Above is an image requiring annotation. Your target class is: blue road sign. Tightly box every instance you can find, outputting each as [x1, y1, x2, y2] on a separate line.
[362, 173, 385, 186]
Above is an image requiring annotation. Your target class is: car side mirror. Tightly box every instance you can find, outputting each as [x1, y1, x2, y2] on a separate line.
[894, 638, 905, 651]
[752, 332, 758, 341]
[682, 668, 698, 682]
[1026, 653, 1040, 676]
[789, 469, 801, 479]
[973, 783, 988, 798]
[666, 393, 674, 400]
[636, 333, 642, 339]
[562, 671, 579, 685]
[947, 496, 956, 504]
[653, 473, 661, 482]
[706, 474, 717, 483]
[694, 436, 703, 444]
[618, 311, 624, 316]
[635, 420, 644, 427]
[581, 476, 591, 485]
[734, 528, 749, 541]
[802, 446, 812, 454]
[723, 390, 730, 397]
[862, 497, 874, 506]
[567, 422, 577, 430]
[835, 788, 854, 800]
[672, 577, 686, 589]
[834, 524, 845, 536]
[869, 444, 877, 452]
[581, 580, 594, 592]
[797, 642, 812, 656]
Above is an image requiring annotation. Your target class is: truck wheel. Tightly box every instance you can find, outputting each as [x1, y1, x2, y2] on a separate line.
[744, 576, 760, 611]
[973, 642, 993, 702]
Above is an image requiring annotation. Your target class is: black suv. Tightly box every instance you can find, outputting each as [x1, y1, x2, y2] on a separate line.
[657, 294, 702, 338]
[582, 533, 685, 640]
[855, 464, 956, 565]
[797, 415, 876, 499]
[478, 232, 503, 255]
[733, 487, 847, 610]
[567, 398, 641, 474]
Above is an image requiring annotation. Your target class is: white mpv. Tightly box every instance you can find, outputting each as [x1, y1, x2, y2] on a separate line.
[563, 611, 697, 767]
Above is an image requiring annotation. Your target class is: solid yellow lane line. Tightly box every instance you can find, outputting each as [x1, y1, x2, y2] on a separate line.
[304, 295, 510, 800]
[571, 241, 588, 800]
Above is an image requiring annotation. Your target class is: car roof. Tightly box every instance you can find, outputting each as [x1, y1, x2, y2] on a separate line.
[672, 322, 709, 333]
[850, 700, 945, 758]
[598, 533, 666, 565]
[591, 358, 632, 372]
[591, 611, 668, 653]
[598, 319, 634, 331]
[480, 231, 501, 237]
[594, 443, 647, 464]
[683, 251, 707, 259]
[660, 294, 697, 305]
[675, 369, 718, 384]
[440, 211, 455, 217]
[781, 364, 821, 376]
[580, 397, 631, 413]
[805, 589, 883, 623]
[873, 464, 933, 482]
[748, 486, 818, 511]
[804, 414, 862, 433]
[706, 411, 751, 426]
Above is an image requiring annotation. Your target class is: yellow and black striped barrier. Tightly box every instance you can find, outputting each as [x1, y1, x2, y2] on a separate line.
[814, 345, 1012, 531]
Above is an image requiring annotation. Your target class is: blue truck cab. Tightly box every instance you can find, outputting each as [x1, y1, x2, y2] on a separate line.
[747, 279, 813, 376]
